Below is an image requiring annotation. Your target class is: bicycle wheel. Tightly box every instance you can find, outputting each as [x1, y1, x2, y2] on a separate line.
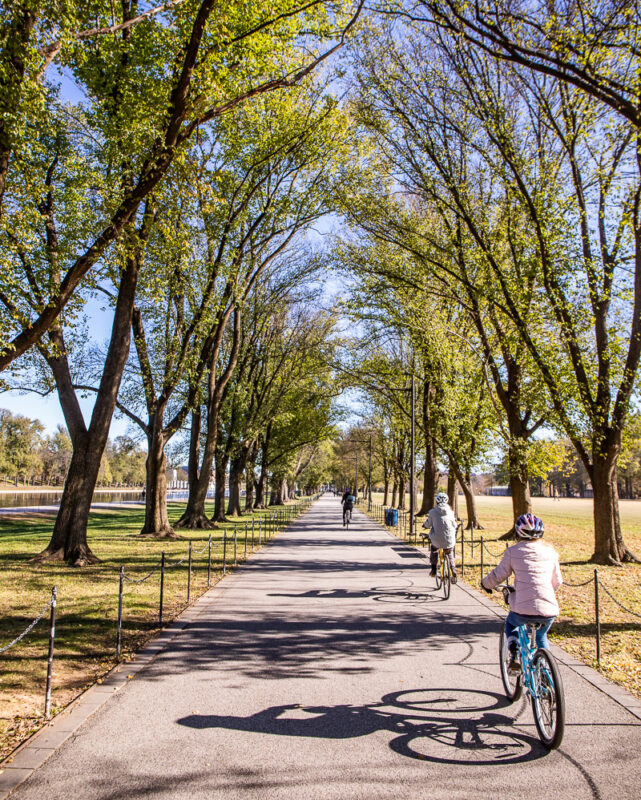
[499, 623, 523, 701]
[434, 554, 442, 589]
[442, 557, 451, 599]
[531, 649, 565, 749]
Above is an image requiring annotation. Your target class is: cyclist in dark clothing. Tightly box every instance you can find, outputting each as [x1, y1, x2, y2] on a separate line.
[342, 490, 355, 526]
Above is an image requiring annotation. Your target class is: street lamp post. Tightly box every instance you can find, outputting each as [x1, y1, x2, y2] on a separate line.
[368, 434, 373, 512]
[410, 373, 415, 542]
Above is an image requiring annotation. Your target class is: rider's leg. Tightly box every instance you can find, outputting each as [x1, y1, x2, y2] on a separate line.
[444, 547, 457, 582]
[504, 612, 520, 648]
[534, 618, 555, 650]
[429, 544, 438, 576]
[504, 612, 521, 671]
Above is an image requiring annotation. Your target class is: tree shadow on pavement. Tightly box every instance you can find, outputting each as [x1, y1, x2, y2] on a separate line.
[144, 610, 500, 681]
[177, 687, 547, 766]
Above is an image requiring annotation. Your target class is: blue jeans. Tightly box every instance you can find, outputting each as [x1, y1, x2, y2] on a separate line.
[505, 611, 555, 650]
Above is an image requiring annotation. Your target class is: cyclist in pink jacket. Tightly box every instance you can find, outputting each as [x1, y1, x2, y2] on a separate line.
[481, 513, 562, 671]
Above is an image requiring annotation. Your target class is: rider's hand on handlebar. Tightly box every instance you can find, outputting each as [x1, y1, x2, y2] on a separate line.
[481, 581, 492, 595]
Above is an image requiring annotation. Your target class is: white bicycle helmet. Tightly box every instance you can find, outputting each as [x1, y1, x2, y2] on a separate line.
[435, 492, 449, 505]
[515, 513, 544, 539]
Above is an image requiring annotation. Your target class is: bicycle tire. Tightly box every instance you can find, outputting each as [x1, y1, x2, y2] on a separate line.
[434, 557, 442, 588]
[531, 649, 565, 749]
[499, 623, 523, 701]
[442, 557, 451, 599]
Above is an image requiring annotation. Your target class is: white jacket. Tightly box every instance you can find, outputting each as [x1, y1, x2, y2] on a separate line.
[423, 504, 457, 549]
[482, 539, 562, 617]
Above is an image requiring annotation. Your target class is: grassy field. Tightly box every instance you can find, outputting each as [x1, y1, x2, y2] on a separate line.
[0, 501, 299, 760]
[370, 493, 641, 701]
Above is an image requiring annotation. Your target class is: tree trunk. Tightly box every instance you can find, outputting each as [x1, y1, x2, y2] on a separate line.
[256, 421, 272, 508]
[417, 437, 439, 515]
[279, 477, 288, 505]
[227, 449, 246, 517]
[140, 410, 176, 537]
[212, 449, 228, 523]
[245, 472, 255, 512]
[245, 442, 258, 512]
[33, 435, 101, 565]
[461, 471, 480, 527]
[398, 476, 406, 509]
[418, 378, 439, 515]
[391, 480, 398, 507]
[178, 429, 216, 529]
[187, 407, 201, 494]
[177, 308, 242, 529]
[448, 457, 480, 528]
[590, 444, 638, 563]
[505, 437, 531, 519]
[35, 242, 144, 564]
[447, 470, 459, 519]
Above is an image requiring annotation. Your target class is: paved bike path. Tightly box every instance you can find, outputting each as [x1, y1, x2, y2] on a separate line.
[4, 495, 641, 799]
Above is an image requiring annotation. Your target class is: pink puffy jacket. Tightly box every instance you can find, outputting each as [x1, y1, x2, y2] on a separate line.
[482, 539, 562, 617]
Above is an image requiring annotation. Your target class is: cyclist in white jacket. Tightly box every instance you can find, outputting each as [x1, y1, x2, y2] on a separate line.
[422, 492, 458, 582]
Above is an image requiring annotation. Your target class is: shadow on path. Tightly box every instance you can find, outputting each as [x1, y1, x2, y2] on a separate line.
[147, 610, 499, 681]
[177, 687, 546, 766]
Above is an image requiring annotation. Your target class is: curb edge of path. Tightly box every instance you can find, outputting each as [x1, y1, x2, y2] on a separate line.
[0, 504, 316, 799]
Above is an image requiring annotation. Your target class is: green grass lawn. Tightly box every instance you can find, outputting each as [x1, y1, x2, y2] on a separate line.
[369, 492, 641, 702]
[0, 502, 298, 760]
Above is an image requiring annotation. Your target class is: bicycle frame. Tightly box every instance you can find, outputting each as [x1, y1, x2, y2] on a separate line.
[517, 623, 549, 700]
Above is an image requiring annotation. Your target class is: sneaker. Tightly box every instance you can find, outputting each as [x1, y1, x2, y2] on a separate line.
[507, 644, 521, 673]
[429, 568, 437, 577]
[451, 571, 457, 584]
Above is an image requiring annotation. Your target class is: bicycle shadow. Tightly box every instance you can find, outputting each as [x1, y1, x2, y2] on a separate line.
[268, 587, 441, 603]
[177, 687, 547, 766]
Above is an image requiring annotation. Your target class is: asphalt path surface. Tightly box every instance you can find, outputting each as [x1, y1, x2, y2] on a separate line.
[11, 495, 641, 799]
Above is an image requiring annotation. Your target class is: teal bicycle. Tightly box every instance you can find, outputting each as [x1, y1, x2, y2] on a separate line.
[496, 585, 565, 749]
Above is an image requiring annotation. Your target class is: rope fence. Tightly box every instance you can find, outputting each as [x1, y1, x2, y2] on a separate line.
[2, 495, 320, 719]
[0, 587, 57, 718]
[364, 500, 641, 665]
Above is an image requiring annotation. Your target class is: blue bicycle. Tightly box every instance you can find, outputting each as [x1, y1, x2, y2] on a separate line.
[496, 585, 565, 749]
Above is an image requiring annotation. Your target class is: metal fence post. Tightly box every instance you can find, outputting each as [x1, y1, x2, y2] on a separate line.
[44, 586, 57, 719]
[259, 516, 262, 545]
[116, 566, 124, 659]
[480, 535, 484, 578]
[187, 541, 192, 602]
[223, 530, 227, 574]
[595, 568, 601, 663]
[244, 521, 248, 559]
[159, 552, 165, 627]
[252, 518, 255, 547]
[460, 525, 465, 577]
[207, 534, 212, 588]
[234, 524, 237, 566]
